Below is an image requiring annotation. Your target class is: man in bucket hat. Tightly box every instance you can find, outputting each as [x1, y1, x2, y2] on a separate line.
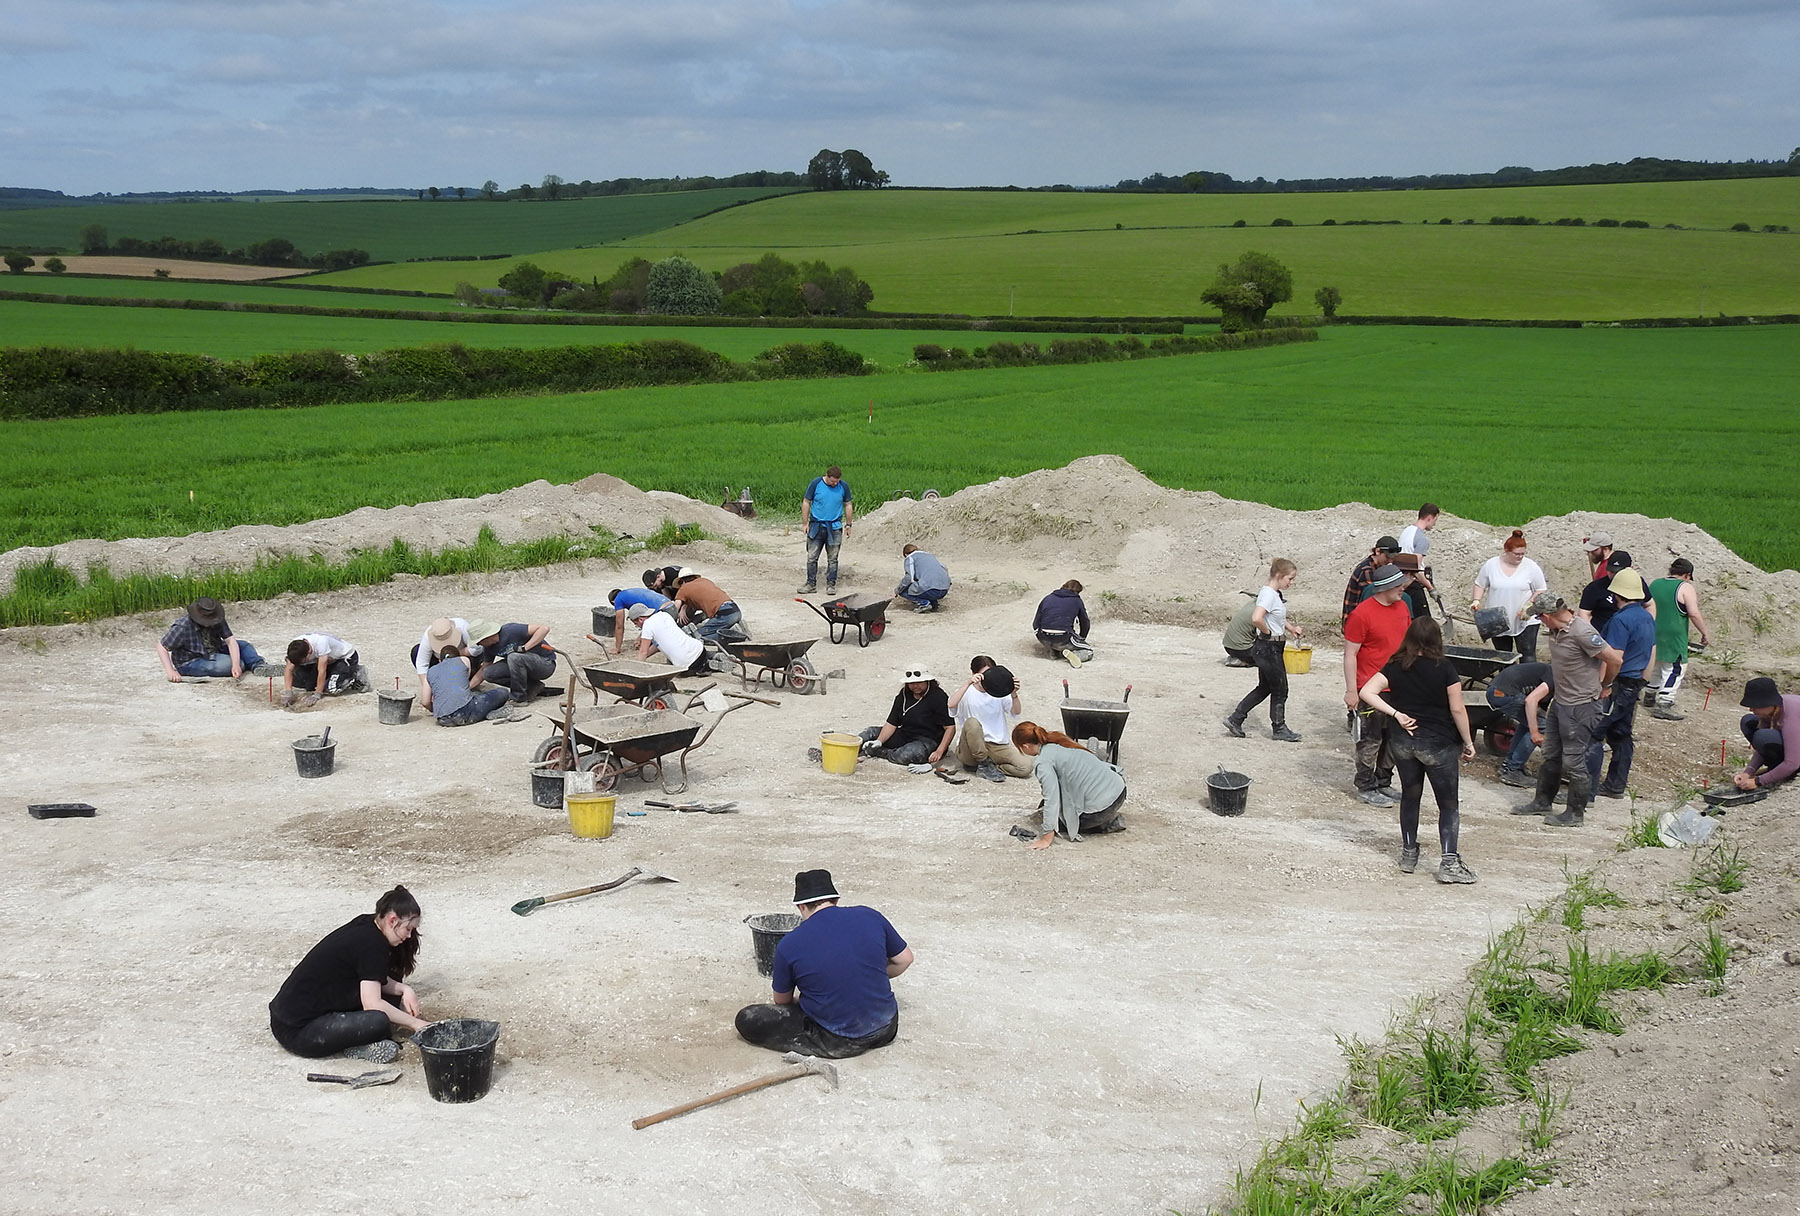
[856, 667, 954, 766]
[156, 597, 275, 681]
[411, 616, 470, 710]
[1734, 678, 1800, 791]
[1512, 591, 1621, 828]
[735, 870, 913, 1058]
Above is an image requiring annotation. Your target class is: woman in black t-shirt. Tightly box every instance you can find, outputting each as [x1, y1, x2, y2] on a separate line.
[268, 885, 431, 1062]
[1360, 619, 1478, 884]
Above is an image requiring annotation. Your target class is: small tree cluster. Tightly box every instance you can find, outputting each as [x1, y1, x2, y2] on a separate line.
[1200, 251, 1294, 332]
[480, 252, 872, 318]
[80, 229, 368, 269]
[718, 253, 872, 317]
[807, 149, 888, 190]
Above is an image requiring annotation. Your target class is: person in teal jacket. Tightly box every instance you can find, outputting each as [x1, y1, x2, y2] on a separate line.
[1012, 722, 1127, 848]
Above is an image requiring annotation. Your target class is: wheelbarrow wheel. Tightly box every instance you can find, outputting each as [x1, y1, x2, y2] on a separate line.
[861, 618, 885, 647]
[532, 734, 576, 770]
[1483, 723, 1516, 757]
[578, 752, 620, 792]
[787, 658, 819, 695]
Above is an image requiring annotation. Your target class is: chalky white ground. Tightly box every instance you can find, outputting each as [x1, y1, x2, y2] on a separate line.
[2, 458, 1794, 1215]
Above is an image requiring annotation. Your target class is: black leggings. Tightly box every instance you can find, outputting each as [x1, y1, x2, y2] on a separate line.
[1228, 638, 1288, 724]
[1493, 625, 1541, 662]
[270, 994, 404, 1058]
[1390, 735, 1462, 855]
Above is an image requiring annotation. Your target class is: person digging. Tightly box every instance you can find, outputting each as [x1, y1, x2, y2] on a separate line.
[1735, 677, 1800, 792]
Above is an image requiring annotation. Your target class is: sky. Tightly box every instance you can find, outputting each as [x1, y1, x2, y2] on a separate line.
[3, 0, 1796, 195]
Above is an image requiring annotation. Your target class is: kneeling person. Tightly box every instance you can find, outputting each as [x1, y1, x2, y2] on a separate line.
[735, 870, 913, 1059]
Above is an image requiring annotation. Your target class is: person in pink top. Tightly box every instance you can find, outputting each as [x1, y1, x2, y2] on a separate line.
[1735, 678, 1800, 791]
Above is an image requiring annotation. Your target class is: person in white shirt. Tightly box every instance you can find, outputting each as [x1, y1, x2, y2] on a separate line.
[283, 632, 366, 704]
[412, 617, 469, 711]
[1223, 559, 1305, 742]
[628, 603, 704, 673]
[948, 657, 1029, 781]
[1397, 503, 1440, 620]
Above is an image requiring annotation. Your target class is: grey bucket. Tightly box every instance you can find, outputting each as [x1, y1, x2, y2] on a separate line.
[530, 765, 564, 809]
[376, 690, 414, 725]
[592, 605, 617, 636]
[745, 912, 800, 976]
[1207, 770, 1251, 816]
[293, 735, 336, 778]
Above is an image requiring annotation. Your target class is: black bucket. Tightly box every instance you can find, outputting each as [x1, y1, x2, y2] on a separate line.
[1473, 607, 1510, 642]
[292, 735, 336, 778]
[415, 1018, 500, 1104]
[745, 912, 800, 976]
[1207, 770, 1251, 817]
[592, 605, 616, 637]
[530, 765, 564, 809]
[376, 690, 414, 725]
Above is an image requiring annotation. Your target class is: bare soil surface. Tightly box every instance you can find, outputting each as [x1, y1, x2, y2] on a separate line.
[15, 256, 314, 280]
[1, 457, 1793, 1215]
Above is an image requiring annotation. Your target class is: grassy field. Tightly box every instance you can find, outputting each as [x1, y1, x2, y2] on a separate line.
[0, 188, 799, 263]
[0, 299, 1084, 364]
[4, 325, 1795, 570]
[312, 179, 1800, 319]
[0, 275, 429, 309]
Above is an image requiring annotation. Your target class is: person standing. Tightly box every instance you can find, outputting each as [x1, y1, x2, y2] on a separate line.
[156, 597, 274, 681]
[1586, 569, 1655, 799]
[1358, 618, 1478, 883]
[799, 466, 852, 596]
[1734, 678, 1800, 791]
[1341, 536, 1401, 626]
[1397, 503, 1440, 620]
[894, 544, 951, 613]
[1582, 532, 1615, 581]
[1579, 551, 1632, 633]
[1470, 530, 1549, 659]
[1343, 567, 1413, 806]
[1033, 579, 1094, 667]
[735, 870, 912, 1059]
[269, 885, 431, 1063]
[1646, 559, 1711, 721]
[1223, 558, 1305, 743]
[949, 661, 1029, 781]
[1512, 591, 1622, 828]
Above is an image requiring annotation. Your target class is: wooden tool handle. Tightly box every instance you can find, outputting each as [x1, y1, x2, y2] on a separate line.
[544, 869, 640, 904]
[632, 1068, 802, 1130]
[306, 1073, 354, 1084]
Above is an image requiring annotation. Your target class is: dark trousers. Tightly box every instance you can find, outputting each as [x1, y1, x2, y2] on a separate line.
[734, 1003, 898, 1059]
[481, 651, 556, 702]
[857, 726, 934, 765]
[293, 651, 360, 692]
[1493, 625, 1541, 662]
[1354, 708, 1394, 791]
[270, 995, 405, 1058]
[1390, 734, 1462, 854]
[1228, 638, 1289, 727]
[1403, 584, 1431, 621]
[1533, 699, 1603, 814]
[1741, 715, 1785, 772]
[1586, 676, 1643, 794]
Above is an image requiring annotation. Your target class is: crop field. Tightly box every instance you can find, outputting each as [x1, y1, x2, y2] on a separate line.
[5, 324, 1795, 570]
[313, 179, 1800, 319]
[0, 275, 427, 309]
[0, 299, 1082, 365]
[0, 187, 799, 263]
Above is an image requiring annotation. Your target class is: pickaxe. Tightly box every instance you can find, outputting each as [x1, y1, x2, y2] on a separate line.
[631, 1052, 839, 1129]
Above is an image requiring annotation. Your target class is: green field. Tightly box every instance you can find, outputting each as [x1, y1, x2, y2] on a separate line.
[0, 275, 429, 309]
[0, 188, 799, 263]
[5, 325, 1795, 570]
[311, 180, 1800, 319]
[0, 299, 1083, 364]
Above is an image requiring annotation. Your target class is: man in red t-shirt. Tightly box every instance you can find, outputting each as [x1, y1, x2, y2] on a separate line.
[1343, 566, 1414, 806]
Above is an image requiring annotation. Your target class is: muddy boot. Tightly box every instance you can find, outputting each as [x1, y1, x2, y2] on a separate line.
[1222, 714, 1246, 738]
[1271, 721, 1302, 743]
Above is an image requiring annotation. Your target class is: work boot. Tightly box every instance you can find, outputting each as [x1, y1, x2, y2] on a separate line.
[1222, 715, 1246, 738]
[797, 583, 817, 595]
[1358, 789, 1396, 808]
[1437, 855, 1479, 884]
[976, 761, 1005, 783]
[1597, 786, 1628, 800]
[1272, 725, 1303, 743]
[1651, 706, 1685, 721]
[1399, 844, 1420, 874]
[1498, 766, 1534, 788]
[1542, 809, 1585, 828]
[1511, 799, 1552, 816]
[344, 1039, 401, 1064]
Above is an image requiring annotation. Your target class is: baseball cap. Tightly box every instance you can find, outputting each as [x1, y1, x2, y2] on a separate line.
[626, 603, 655, 621]
[1583, 532, 1613, 551]
[1605, 551, 1632, 573]
[1527, 591, 1569, 617]
[1374, 535, 1401, 554]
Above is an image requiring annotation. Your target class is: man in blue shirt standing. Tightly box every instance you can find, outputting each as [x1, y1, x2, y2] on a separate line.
[1588, 568, 1656, 799]
[735, 869, 913, 1059]
[798, 466, 852, 596]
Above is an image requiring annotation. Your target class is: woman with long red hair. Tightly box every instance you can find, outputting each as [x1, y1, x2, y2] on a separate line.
[1010, 722, 1127, 849]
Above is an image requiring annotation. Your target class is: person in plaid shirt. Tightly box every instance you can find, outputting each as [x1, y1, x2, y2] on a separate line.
[156, 597, 273, 681]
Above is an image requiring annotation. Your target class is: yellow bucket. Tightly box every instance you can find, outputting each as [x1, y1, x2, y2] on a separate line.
[1282, 645, 1313, 675]
[566, 793, 617, 839]
[820, 732, 861, 776]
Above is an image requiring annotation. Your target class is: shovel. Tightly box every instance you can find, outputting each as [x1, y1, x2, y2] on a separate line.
[645, 799, 738, 814]
[510, 866, 681, 916]
[307, 1068, 402, 1090]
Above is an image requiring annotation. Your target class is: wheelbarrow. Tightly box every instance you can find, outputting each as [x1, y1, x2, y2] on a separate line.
[580, 659, 691, 708]
[797, 593, 889, 647]
[1446, 645, 1520, 688]
[1059, 680, 1132, 766]
[720, 637, 824, 694]
[533, 690, 773, 795]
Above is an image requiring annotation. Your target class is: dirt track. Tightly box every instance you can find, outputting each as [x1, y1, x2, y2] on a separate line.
[2, 459, 1793, 1215]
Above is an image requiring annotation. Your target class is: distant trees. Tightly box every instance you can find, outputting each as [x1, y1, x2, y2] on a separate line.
[1201, 251, 1294, 331]
[474, 251, 872, 318]
[645, 255, 723, 315]
[808, 149, 888, 190]
[1314, 285, 1342, 319]
[428, 186, 441, 201]
[45, 257, 67, 274]
[79, 223, 108, 254]
[542, 174, 565, 201]
[718, 253, 872, 317]
[4, 253, 34, 274]
[481, 180, 500, 200]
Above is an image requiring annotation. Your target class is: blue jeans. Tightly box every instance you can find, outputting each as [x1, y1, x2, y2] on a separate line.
[176, 642, 265, 677]
[435, 687, 509, 726]
[805, 523, 843, 587]
[695, 602, 743, 641]
[896, 587, 946, 608]
[1503, 704, 1539, 772]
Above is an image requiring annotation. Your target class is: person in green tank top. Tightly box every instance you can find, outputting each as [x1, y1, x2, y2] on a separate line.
[1646, 558, 1712, 721]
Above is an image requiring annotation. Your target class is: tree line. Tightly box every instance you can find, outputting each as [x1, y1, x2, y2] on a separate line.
[72, 224, 369, 269]
[1107, 155, 1798, 194]
[458, 252, 873, 318]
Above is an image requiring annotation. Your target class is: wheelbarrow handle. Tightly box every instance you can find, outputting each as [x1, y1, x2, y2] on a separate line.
[726, 691, 781, 707]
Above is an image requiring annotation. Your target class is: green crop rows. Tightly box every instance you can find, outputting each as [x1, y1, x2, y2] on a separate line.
[5, 324, 1795, 570]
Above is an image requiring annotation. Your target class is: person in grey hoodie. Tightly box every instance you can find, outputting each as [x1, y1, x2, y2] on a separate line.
[1012, 722, 1126, 848]
[894, 544, 951, 613]
[1032, 579, 1094, 667]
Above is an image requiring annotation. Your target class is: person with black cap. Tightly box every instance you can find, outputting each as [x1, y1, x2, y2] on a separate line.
[1341, 536, 1402, 625]
[857, 667, 955, 766]
[1579, 549, 1633, 633]
[948, 659, 1028, 781]
[735, 869, 912, 1058]
[156, 596, 276, 681]
[1734, 678, 1800, 791]
[1512, 591, 1622, 828]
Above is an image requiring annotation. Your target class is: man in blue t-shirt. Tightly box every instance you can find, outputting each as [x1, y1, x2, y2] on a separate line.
[1587, 568, 1656, 799]
[606, 585, 672, 652]
[735, 869, 913, 1059]
[798, 466, 853, 595]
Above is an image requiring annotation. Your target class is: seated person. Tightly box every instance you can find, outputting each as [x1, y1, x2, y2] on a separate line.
[283, 633, 368, 703]
[948, 659, 1029, 781]
[607, 585, 672, 653]
[268, 885, 430, 1063]
[894, 544, 951, 614]
[672, 567, 746, 642]
[735, 869, 913, 1059]
[1735, 677, 1800, 791]
[156, 597, 273, 681]
[627, 603, 706, 674]
[1033, 579, 1094, 667]
[857, 667, 955, 766]
[412, 617, 469, 711]
[468, 620, 557, 704]
[425, 645, 511, 726]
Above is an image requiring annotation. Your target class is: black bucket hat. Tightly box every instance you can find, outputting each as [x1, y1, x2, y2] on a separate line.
[980, 665, 1015, 698]
[792, 869, 839, 906]
[187, 597, 225, 628]
[1740, 677, 1781, 709]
